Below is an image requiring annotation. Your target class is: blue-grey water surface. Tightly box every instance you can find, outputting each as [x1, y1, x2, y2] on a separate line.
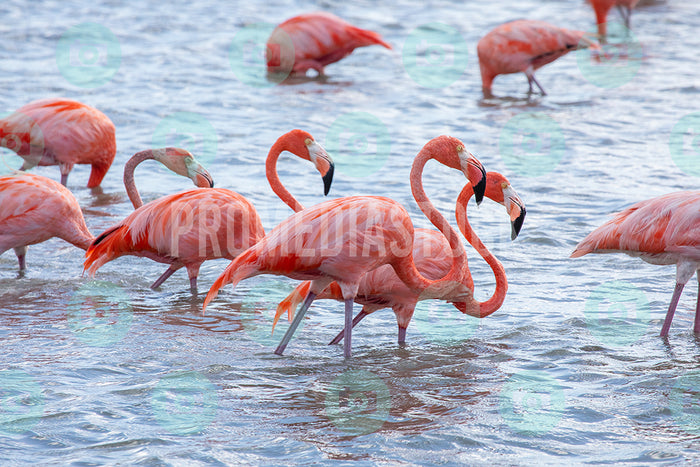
[1, 0, 700, 464]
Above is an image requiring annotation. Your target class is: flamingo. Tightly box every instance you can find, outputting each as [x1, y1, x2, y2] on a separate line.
[0, 172, 93, 273]
[571, 191, 700, 337]
[266, 12, 392, 76]
[0, 98, 116, 187]
[84, 130, 334, 293]
[274, 172, 526, 345]
[203, 135, 488, 358]
[477, 20, 597, 96]
[590, 0, 640, 38]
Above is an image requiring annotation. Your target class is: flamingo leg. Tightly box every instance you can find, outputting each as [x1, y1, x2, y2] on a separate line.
[13, 246, 27, 272]
[660, 282, 685, 337]
[525, 68, 546, 95]
[694, 275, 700, 334]
[343, 299, 353, 358]
[398, 326, 407, 344]
[150, 266, 177, 290]
[275, 292, 316, 355]
[189, 276, 197, 295]
[328, 310, 369, 345]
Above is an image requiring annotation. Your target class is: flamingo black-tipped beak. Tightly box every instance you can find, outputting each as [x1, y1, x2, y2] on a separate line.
[195, 169, 214, 188]
[472, 164, 486, 205]
[322, 161, 334, 196]
[511, 203, 526, 240]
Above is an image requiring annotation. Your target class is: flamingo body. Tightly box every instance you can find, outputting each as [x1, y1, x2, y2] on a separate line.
[0, 173, 93, 271]
[590, 0, 640, 37]
[571, 191, 700, 336]
[477, 20, 593, 95]
[0, 98, 116, 187]
[267, 12, 392, 75]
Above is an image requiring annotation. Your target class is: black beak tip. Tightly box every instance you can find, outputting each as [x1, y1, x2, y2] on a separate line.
[474, 174, 486, 205]
[322, 163, 335, 196]
[511, 207, 526, 240]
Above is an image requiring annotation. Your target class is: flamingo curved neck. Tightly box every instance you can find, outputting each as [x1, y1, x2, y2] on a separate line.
[410, 150, 466, 285]
[124, 150, 155, 209]
[266, 140, 304, 213]
[455, 186, 507, 317]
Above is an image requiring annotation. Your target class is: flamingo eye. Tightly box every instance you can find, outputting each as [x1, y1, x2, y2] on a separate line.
[456, 145, 464, 152]
[501, 182, 508, 189]
[304, 138, 313, 146]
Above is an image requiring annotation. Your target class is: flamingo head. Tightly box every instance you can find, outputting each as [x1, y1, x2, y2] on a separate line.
[155, 147, 214, 188]
[283, 129, 335, 195]
[423, 136, 487, 204]
[485, 172, 526, 240]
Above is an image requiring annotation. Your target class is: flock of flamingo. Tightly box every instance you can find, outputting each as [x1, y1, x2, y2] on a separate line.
[1, 1, 698, 358]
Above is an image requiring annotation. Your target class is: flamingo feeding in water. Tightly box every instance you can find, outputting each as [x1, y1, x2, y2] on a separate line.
[266, 12, 392, 77]
[0, 173, 93, 273]
[590, 0, 640, 38]
[275, 172, 526, 345]
[84, 131, 334, 293]
[571, 191, 700, 337]
[477, 20, 597, 96]
[203, 135, 487, 358]
[0, 98, 116, 187]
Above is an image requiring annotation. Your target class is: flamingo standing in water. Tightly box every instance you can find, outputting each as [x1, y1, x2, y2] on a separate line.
[266, 12, 392, 77]
[84, 130, 334, 293]
[590, 0, 640, 38]
[275, 172, 526, 345]
[0, 173, 93, 272]
[204, 135, 487, 358]
[477, 20, 597, 96]
[0, 98, 116, 187]
[571, 191, 700, 336]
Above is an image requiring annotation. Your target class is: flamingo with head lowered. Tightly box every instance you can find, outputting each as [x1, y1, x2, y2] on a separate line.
[571, 191, 700, 337]
[203, 135, 487, 358]
[0, 98, 116, 187]
[84, 130, 334, 293]
[275, 172, 526, 345]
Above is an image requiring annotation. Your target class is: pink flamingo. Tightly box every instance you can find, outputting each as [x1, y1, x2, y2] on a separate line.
[266, 12, 392, 76]
[0, 173, 93, 272]
[571, 191, 700, 336]
[203, 135, 487, 358]
[590, 0, 640, 38]
[477, 20, 597, 96]
[274, 172, 526, 345]
[0, 98, 116, 187]
[84, 130, 334, 293]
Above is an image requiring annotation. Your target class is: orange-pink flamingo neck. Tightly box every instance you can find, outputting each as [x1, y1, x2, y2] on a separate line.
[123, 148, 213, 209]
[265, 129, 334, 213]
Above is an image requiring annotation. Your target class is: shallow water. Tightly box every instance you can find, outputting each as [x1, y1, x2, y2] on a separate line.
[2, 0, 700, 464]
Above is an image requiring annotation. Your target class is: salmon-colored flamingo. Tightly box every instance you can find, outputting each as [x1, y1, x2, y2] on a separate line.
[477, 20, 597, 96]
[203, 135, 487, 358]
[0, 98, 116, 187]
[571, 191, 700, 337]
[274, 172, 526, 345]
[590, 0, 640, 38]
[266, 12, 392, 76]
[84, 131, 334, 293]
[0, 173, 93, 273]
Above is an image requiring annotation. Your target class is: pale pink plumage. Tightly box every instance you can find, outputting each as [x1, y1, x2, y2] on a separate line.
[571, 191, 700, 336]
[0, 172, 93, 272]
[266, 12, 392, 76]
[0, 98, 116, 187]
[477, 20, 596, 95]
